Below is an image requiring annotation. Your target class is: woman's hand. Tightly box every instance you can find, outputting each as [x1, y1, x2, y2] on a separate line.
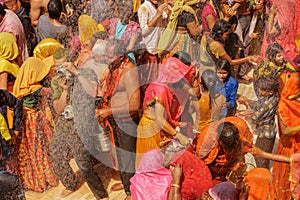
[175, 132, 190, 147]
[171, 164, 183, 184]
[62, 62, 79, 75]
[57, 77, 68, 91]
[96, 108, 112, 119]
[242, 144, 264, 157]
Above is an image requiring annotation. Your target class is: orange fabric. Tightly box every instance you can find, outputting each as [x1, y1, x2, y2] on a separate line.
[273, 72, 300, 200]
[196, 116, 253, 164]
[244, 168, 274, 200]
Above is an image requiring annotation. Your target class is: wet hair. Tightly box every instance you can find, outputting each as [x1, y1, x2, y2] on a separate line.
[217, 122, 240, 151]
[201, 69, 218, 105]
[0, 4, 6, 17]
[53, 48, 73, 62]
[256, 77, 278, 95]
[216, 59, 231, 75]
[228, 15, 238, 26]
[209, 19, 232, 41]
[48, 0, 63, 20]
[266, 43, 284, 61]
[172, 51, 191, 66]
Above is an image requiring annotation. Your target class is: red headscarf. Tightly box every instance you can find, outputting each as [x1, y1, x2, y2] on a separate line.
[143, 57, 194, 127]
[170, 150, 213, 199]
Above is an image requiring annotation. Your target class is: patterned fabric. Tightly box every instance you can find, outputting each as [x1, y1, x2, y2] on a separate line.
[108, 18, 141, 46]
[15, 107, 58, 192]
[251, 95, 279, 138]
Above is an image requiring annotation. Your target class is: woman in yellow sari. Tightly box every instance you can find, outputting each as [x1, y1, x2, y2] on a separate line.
[13, 57, 58, 192]
[0, 32, 20, 92]
[136, 56, 196, 167]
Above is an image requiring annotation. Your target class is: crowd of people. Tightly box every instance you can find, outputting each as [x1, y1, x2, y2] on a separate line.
[0, 0, 299, 199]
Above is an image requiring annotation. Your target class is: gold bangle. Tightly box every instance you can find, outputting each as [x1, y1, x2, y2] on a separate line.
[171, 184, 180, 189]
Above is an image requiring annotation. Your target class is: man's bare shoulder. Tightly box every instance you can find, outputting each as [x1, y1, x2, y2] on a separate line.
[31, 0, 49, 8]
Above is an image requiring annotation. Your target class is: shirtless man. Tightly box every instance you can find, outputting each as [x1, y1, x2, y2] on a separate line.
[30, 0, 65, 26]
[96, 39, 140, 200]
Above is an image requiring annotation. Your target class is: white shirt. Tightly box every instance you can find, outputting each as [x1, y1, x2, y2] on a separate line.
[138, 0, 167, 55]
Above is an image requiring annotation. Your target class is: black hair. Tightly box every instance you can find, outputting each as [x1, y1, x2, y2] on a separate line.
[209, 19, 232, 41]
[228, 15, 238, 26]
[216, 59, 231, 75]
[201, 69, 218, 106]
[48, 0, 62, 20]
[266, 43, 284, 61]
[218, 122, 240, 151]
[256, 77, 278, 95]
[172, 51, 191, 66]
[0, 4, 6, 17]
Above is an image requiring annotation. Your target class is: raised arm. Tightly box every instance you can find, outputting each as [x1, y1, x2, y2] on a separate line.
[30, 0, 43, 27]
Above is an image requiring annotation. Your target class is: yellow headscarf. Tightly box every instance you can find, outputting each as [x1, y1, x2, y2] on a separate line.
[0, 32, 20, 77]
[158, 0, 199, 55]
[13, 57, 51, 99]
[78, 15, 100, 44]
[33, 38, 63, 60]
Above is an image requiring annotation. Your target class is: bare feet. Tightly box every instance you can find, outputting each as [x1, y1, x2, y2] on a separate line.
[60, 189, 74, 198]
[110, 182, 124, 192]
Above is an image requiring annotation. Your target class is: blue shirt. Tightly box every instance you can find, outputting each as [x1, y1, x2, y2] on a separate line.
[215, 76, 238, 115]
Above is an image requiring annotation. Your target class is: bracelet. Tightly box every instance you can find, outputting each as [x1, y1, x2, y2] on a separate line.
[171, 184, 180, 189]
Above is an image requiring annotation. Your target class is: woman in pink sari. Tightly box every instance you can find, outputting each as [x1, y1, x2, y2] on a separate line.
[130, 150, 173, 200]
[261, 0, 299, 63]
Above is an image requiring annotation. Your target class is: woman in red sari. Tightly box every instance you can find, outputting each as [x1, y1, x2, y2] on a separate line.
[136, 56, 195, 167]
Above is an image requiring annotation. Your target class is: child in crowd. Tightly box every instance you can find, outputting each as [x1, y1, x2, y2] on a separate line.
[215, 59, 238, 117]
[190, 69, 226, 132]
[238, 77, 279, 169]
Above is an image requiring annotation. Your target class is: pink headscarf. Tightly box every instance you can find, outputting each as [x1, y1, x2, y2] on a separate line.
[208, 182, 238, 200]
[156, 57, 192, 84]
[130, 150, 173, 200]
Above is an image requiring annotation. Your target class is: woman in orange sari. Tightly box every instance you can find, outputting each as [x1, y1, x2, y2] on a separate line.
[272, 72, 300, 200]
[13, 57, 58, 192]
[195, 116, 253, 183]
